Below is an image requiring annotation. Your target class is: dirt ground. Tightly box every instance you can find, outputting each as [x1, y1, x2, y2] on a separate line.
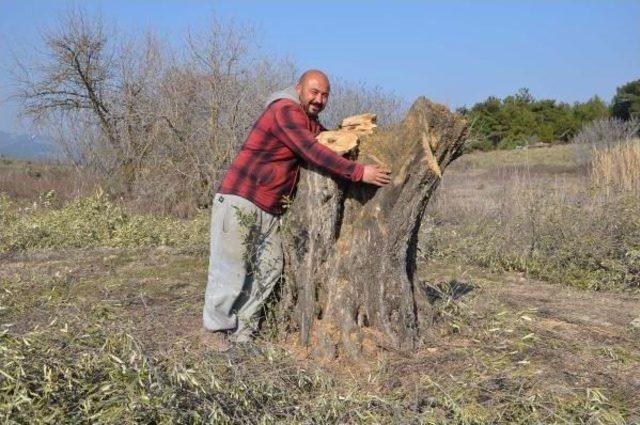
[1, 247, 639, 422]
[419, 261, 640, 416]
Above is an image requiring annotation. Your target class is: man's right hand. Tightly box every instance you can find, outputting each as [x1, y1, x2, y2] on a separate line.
[361, 164, 391, 186]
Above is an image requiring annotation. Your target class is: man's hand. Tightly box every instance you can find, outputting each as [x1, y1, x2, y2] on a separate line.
[361, 164, 391, 186]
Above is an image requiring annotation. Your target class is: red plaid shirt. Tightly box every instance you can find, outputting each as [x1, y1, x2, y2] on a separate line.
[218, 99, 364, 215]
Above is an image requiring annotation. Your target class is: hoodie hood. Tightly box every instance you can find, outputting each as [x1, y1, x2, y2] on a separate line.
[264, 85, 299, 108]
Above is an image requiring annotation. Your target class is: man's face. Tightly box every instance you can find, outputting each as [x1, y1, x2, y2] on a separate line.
[296, 77, 330, 117]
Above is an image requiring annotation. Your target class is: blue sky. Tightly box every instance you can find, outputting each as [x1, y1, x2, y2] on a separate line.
[1, 0, 639, 134]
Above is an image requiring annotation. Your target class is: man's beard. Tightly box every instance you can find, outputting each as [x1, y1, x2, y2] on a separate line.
[306, 103, 322, 116]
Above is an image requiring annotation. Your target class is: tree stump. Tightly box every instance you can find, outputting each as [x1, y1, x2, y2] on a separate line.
[278, 97, 469, 359]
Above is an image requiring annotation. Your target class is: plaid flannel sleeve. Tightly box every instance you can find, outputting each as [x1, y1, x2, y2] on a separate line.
[272, 104, 364, 182]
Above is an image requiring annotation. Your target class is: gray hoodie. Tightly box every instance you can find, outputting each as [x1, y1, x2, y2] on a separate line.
[264, 85, 299, 108]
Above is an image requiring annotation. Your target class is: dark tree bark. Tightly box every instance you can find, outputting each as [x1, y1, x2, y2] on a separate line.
[278, 97, 469, 359]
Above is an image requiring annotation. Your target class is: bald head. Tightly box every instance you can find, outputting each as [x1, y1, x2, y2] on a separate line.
[296, 69, 330, 117]
[298, 69, 330, 87]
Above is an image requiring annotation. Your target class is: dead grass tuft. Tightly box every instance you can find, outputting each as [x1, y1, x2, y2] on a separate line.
[591, 138, 640, 195]
[422, 144, 640, 290]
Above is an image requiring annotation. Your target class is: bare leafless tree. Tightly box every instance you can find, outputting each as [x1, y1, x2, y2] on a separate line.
[322, 79, 406, 129]
[13, 8, 136, 188]
[12, 7, 404, 216]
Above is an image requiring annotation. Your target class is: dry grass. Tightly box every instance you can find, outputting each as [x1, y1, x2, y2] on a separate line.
[0, 159, 93, 206]
[2, 246, 639, 423]
[591, 138, 640, 195]
[1, 143, 640, 422]
[423, 144, 640, 290]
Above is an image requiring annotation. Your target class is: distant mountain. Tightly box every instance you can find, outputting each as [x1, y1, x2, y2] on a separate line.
[0, 131, 63, 160]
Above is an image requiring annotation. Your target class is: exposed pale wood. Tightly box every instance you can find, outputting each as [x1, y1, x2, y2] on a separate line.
[316, 113, 378, 155]
[316, 130, 360, 155]
[421, 131, 442, 178]
[339, 113, 377, 134]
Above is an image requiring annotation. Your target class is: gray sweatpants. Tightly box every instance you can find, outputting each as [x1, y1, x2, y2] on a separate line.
[202, 193, 283, 342]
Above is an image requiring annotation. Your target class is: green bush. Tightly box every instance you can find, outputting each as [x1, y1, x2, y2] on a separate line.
[496, 137, 525, 150]
[0, 191, 208, 253]
[464, 137, 496, 152]
[611, 79, 640, 120]
[462, 89, 610, 150]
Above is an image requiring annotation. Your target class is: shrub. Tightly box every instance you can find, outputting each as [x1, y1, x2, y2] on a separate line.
[572, 117, 639, 148]
[611, 79, 640, 120]
[423, 146, 640, 291]
[0, 191, 208, 254]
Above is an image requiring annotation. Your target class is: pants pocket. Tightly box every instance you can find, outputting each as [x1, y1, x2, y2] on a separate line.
[221, 201, 233, 234]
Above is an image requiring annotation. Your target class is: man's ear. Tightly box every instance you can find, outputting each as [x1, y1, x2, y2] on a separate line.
[295, 83, 302, 96]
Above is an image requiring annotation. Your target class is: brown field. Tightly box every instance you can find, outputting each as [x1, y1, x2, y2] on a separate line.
[0, 159, 96, 208]
[1, 145, 639, 423]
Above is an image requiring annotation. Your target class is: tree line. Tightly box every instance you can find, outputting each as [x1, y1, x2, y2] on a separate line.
[459, 80, 640, 151]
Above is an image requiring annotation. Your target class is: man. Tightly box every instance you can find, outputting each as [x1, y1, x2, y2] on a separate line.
[202, 70, 391, 346]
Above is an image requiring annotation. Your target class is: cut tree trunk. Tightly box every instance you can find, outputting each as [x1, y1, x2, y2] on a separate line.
[277, 97, 469, 359]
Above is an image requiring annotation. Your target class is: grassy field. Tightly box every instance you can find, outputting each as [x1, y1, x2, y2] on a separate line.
[1, 146, 639, 423]
[423, 143, 640, 290]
